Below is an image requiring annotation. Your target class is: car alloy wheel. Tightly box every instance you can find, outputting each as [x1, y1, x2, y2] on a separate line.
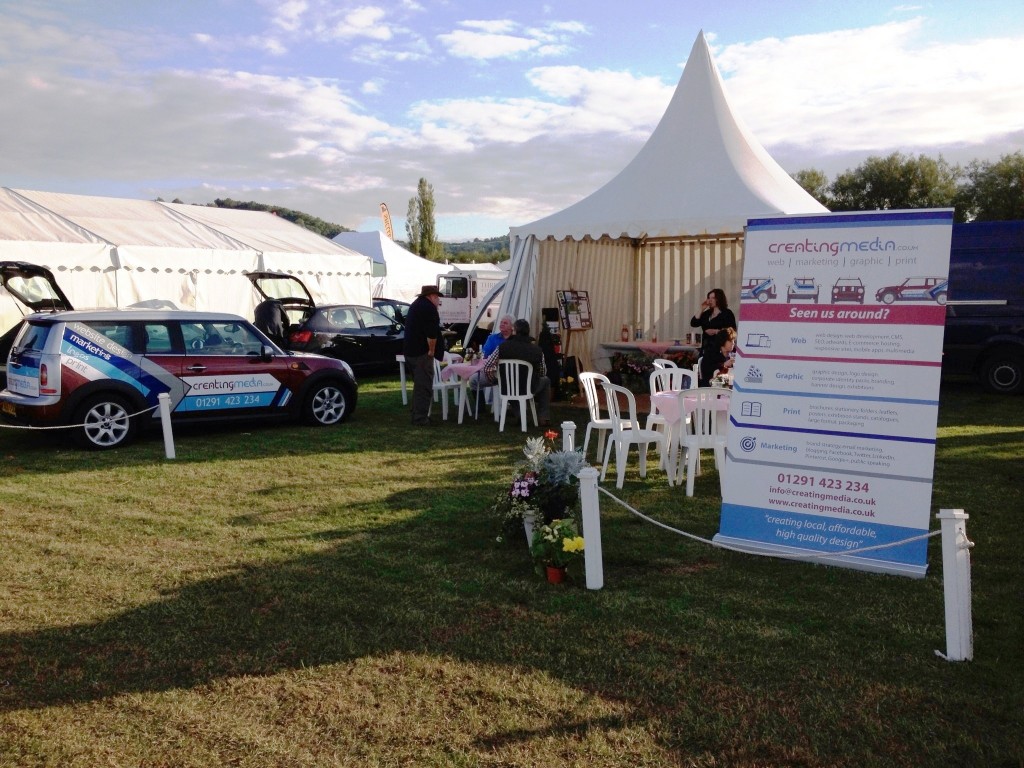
[305, 382, 348, 425]
[74, 394, 137, 449]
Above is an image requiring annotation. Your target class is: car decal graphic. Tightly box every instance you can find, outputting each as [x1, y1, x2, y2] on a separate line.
[61, 323, 184, 407]
[177, 373, 283, 412]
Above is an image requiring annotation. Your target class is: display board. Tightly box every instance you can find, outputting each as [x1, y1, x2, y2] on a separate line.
[715, 210, 953, 577]
[556, 290, 592, 330]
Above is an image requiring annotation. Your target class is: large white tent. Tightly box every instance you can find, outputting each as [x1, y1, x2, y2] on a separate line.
[0, 189, 371, 334]
[500, 31, 827, 367]
[333, 230, 442, 302]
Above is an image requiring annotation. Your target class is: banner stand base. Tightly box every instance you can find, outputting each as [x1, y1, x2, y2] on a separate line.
[712, 534, 929, 579]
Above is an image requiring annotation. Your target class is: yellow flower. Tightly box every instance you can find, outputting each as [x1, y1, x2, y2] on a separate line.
[561, 536, 585, 553]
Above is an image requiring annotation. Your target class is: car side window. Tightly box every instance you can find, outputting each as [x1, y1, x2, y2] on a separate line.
[181, 321, 263, 355]
[327, 308, 357, 329]
[142, 323, 175, 353]
[358, 308, 392, 331]
[86, 322, 138, 352]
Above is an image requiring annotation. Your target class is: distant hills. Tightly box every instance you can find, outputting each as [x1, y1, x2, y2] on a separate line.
[205, 199, 509, 262]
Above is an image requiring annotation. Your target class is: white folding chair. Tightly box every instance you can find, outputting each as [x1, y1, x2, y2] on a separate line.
[429, 358, 462, 421]
[497, 359, 538, 432]
[579, 371, 614, 461]
[396, 354, 408, 405]
[652, 358, 678, 369]
[600, 382, 669, 489]
[677, 387, 728, 497]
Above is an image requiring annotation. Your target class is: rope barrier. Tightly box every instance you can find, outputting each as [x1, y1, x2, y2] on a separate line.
[0, 404, 159, 431]
[597, 485, 941, 562]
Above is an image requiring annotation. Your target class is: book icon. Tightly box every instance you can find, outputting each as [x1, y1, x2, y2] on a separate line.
[741, 401, 763, 417]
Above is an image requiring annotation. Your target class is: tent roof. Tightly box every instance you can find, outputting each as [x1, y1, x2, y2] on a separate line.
[333, 230, 441, 301]
[510, 31, 827, 241]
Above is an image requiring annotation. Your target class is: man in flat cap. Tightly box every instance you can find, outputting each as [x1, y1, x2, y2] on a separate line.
[403, 284, 445, 425]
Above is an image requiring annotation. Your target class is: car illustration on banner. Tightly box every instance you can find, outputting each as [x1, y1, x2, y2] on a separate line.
[831, 277, 866, 304]
[786, 277, 820, 303]
[740, 277, 776, 302]
[875, 277, 949, 305]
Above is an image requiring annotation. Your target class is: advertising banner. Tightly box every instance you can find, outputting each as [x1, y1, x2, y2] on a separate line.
[715, 210, 953, 577]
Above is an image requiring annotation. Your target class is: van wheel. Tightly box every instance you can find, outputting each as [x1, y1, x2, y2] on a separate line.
[980, 353, 1023, 395]
[72, 394, 139, 449]
[303, 381, 350, 425]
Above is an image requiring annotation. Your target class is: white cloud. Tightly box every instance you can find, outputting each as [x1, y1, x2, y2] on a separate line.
[438, 29, 538, 59]
[438, 18, 586, 61]
[270, 0, 308, 33]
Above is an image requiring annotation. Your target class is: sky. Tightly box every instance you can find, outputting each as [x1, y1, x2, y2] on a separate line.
[2, 1, 1023, 241]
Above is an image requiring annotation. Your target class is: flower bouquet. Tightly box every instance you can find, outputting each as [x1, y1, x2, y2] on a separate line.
[492, 431, 588, 543]
[530, 517, 585, 583]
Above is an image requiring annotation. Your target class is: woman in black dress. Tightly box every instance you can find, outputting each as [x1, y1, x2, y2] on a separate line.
[698, 328, 736, 387]
[690, 288, 736, 353]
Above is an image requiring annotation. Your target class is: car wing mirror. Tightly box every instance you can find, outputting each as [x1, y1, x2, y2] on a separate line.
[260, 344, 275, 362]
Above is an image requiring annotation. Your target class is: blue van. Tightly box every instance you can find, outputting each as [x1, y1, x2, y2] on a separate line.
[944, 221, 1024, 394]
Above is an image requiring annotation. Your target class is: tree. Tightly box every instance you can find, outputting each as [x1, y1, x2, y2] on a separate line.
[792, 168, 831, 208]
[955, 151, 1024, 222]
[828, 152, 959, 214]
[406, 178, 444, 261]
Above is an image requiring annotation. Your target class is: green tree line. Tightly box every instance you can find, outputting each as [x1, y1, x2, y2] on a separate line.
[793, 150, 1024, 222]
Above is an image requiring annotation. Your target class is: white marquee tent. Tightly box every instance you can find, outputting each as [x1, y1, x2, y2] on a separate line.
[0, 189, 371, 335]
[500, 31, 827, 367]
[333, 230, 442, 302]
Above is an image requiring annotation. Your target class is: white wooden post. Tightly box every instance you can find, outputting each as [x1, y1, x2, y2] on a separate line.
[577, 466, 603, 590]
[561, 420, 576, 451]
[936, 509, 973, 661]
[396, 354, 408, 405]
[158, 393, 176, 460]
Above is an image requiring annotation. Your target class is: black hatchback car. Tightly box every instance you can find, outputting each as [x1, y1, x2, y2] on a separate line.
[288, 304, 404, 372]
[247, 272, 403, 373]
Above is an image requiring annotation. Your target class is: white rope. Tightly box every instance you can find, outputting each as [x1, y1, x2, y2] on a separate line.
[597, 485, 941, 562]
[0, 404, 159, 431]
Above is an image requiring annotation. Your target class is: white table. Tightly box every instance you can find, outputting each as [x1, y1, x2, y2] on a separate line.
[650, 388, 730, 484]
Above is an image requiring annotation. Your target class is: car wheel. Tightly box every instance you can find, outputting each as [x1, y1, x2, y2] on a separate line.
[72, 393, 139, 449]
[979, 352, 1024, 395]
[935, 291, 948, 306]
[880, 292, 896, 304]
[303, 381, 350, 425]
[757, 292, 769, 303]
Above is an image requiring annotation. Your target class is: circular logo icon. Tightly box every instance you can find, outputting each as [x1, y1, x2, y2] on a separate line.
[740, 436, 757, 452]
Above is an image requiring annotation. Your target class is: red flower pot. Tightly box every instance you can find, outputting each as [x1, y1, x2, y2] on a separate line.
[545, 565, 566, 584]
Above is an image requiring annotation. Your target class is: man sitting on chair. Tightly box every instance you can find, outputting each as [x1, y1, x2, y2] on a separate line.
[495, 319, 552, 427]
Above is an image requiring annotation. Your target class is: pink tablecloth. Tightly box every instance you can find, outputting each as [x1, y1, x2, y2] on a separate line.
[651, 389, 730, 425]
[441, 359, 485, 382]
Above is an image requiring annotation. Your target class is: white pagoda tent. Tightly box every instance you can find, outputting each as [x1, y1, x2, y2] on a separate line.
[332, 230, 442, 303]
[500, 31, 827, 366]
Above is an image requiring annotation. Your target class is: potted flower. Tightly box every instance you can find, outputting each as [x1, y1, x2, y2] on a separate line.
[530, 518, 585, 583]
[491, 431, 588, 544]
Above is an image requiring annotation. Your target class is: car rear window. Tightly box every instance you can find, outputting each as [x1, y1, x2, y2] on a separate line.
[13, 321, 53, 352]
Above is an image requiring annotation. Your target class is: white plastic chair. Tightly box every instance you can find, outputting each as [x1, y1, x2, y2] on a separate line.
[652, 358, 678, 369]
[429, 358, 462, 421]
[579, 371, 614, 461]
[600, 382, 669, 489]
[646, 367, 695, 432]
[677, 387, 728, 497]
[497, 359, 538, 432]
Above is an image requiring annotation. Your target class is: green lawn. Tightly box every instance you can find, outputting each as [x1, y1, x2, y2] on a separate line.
[0, 377, 1021, 767]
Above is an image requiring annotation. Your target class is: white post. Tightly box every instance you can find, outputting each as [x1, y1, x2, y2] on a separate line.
[158, 393, 176, 460]
[936, 509, 973, 661]
[577, 466, 603, 590]
[561, 420, 576, 451]
[396, 354, 408, 405]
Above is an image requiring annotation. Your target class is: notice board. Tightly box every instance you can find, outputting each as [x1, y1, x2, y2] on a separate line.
[715, 210, 953, 577]
[556, 290, 592, 330]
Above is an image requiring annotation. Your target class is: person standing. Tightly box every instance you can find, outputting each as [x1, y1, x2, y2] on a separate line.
[690, 288, 736, 353]
[403, 285, 444, 426]
[497, 319, 552, 427]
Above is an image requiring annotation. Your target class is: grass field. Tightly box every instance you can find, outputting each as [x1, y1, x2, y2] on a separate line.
[0, 376, 1021, 767]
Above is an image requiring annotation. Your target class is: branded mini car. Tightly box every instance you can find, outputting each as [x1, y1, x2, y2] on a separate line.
[740, 277, 776, 303]
[0, 309, 358, 449]
[831, 277, 865, 304]
[875, 277, 948, 305]
[787, 277, 820, 303]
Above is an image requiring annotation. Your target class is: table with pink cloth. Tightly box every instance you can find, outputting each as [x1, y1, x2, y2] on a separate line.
[441, 359, 487, 423]
[650, 388, 730, 482]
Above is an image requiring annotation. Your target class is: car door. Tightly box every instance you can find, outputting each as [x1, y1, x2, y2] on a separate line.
[175, 319, 300, 419]
[355, 306, 403, 367]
